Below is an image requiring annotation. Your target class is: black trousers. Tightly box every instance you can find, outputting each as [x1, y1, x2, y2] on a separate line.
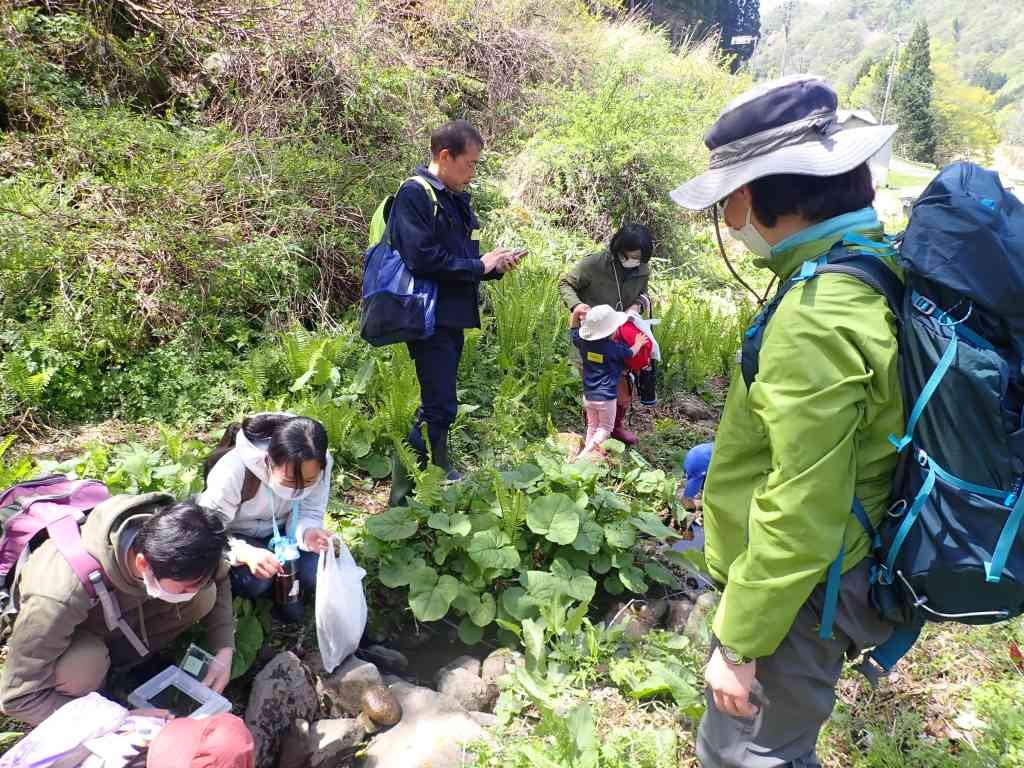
[406, 327, 465, 460]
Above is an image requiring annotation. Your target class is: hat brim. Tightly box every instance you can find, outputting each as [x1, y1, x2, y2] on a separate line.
[579, 310, 630, 341]
[683, 474, 706, 498]
[669, 124, 897, 211]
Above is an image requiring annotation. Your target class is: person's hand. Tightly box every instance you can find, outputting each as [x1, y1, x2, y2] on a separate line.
[241, 547, 282, 579]
[303, 527, 332, 553]
[570, 303, 591, 328]
[203, 648, 234, 694]
[627, 302, 642, 314]
[482, 248, 519, 274]
[631, 331, 649, 353]
[705, 646, 757, 718]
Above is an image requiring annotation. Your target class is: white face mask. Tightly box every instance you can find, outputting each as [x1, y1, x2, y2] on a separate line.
[142, 567, 197, 604]
[267, 475, 317, 501]
[619, 256, 642, 269]
[728, 206, 774, 260]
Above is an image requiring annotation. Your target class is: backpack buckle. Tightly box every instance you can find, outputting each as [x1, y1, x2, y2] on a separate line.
[912, 294, 936, 316]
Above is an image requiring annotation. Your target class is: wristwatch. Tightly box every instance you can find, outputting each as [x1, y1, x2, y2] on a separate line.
[720, 645, 752, 666]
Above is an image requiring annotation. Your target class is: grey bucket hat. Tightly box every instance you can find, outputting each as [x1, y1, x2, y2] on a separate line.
[670, 74, 897, 211]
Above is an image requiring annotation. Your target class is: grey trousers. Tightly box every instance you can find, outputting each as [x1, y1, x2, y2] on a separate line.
[697, 559, 893, 768]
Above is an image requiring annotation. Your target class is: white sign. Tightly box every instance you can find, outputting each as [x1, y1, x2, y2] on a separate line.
[731, 35, 758, 45]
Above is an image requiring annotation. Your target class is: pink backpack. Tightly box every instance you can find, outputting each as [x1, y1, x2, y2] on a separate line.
[0, 475, 111, 596]
[0, 476, 151, 656]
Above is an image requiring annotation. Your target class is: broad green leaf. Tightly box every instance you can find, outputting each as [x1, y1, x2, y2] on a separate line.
[618, 564, 647, 594]
[232, 612, 263, 679]
[467, 528, 520, 570]
[432, 537, 456, 566]
[366, 507, 419, 541]
[592, 551, 612, 574]
[644, 561, 680, 587]
[630, 513, 677, 541]
[512, 665, 556, 707]
[500, 463, 543, 489]
[350, 357, 376, 394]
[604, 572, 625, 595]
[565, 599, 591, 634]
[527, 493, 580, 545]
[522, 618, 547, 672]
[551, 558, 597, 602]
[408, 567, 460, 621]
[357, 453, 391, 479]
[348, 428, 373, 459]
[501, 586, 536, 621]
[604, 521, 636, 549]
[572, 517, 604, 554]
[469, 592, 497, 627]
[567, 703, 599, 768]
[457, 616, 485, 645]
[378, 551, 427, 588]
[428, 512, 472, 537]
[635, 468, 667, 494]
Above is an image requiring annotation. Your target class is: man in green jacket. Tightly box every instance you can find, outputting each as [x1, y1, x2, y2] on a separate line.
[670, 75, 900, 766]
[0, 495, 232, 725]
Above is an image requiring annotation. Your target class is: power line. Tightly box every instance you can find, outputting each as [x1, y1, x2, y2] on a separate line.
[780, 0, 796, 77]
[881, 33, 903, 124]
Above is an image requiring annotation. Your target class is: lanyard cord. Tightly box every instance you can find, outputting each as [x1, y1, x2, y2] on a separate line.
[712, 207, 775, 306]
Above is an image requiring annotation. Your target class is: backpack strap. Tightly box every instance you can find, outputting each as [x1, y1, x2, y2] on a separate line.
[240, 469, 261, 506]
[740, 246, 904, 390]
[406, 175, 439, 216]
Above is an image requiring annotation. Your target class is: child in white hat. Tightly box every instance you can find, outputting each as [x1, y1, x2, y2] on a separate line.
[571, 305, 649, 459]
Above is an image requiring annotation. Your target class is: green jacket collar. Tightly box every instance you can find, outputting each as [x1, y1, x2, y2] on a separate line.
[761, 207, 884, 281]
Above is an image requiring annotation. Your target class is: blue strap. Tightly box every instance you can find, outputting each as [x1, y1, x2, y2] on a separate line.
[890, 330, 958, 452]
[851, 496, 880, 551]
[986, 492, 1024, 583]
[267, 488, 300, 553]
[842, 232, 896, 254]
[882, 467, 936, 581]
[819, 540, 845, 640]
[928, 456, 1006, 499]
[867, 622, 923, 673]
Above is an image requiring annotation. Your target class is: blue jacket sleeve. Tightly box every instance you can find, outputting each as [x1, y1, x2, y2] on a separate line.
[390, 182, 485, 282]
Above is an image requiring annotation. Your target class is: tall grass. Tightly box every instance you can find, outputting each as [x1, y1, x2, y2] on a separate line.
[654, 290, 755, 392]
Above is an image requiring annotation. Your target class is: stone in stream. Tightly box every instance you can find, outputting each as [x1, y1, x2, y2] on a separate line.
[436, 667, 494, 713]
[309, 717, 366, 768]
[433, 654, 482, 687]
[666, 596, 696, 634]
[245, 652, 318, 768]
[276, 719, 312, 768]
[480, 648, 524, 687]
[362, 679, 487, 768]
[604, 598, 668, 639]
[361, 645, 410, 674]
[361, 684, 403, 726]
[319, 655, 384, 717]
[683, 591, 720, 650]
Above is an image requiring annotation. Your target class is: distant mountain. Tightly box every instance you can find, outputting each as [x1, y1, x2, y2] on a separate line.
[751, 0, 1024, 142]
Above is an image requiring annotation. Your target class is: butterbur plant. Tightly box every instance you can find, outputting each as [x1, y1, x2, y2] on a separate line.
[363, 437, 683, 645]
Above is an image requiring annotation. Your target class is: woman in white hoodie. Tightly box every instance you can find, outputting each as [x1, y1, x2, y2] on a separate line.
[198, 413, 333, 622]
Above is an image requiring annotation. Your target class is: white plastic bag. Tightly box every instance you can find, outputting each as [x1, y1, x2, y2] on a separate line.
[316, 536, 368, 673]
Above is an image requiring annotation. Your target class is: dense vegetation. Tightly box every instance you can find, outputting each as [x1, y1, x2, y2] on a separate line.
[5, 2, 1024, 766]
[754, 0, 1017, 159]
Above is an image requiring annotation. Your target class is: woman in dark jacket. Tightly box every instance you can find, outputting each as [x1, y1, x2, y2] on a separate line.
[558, 223, 654, 445]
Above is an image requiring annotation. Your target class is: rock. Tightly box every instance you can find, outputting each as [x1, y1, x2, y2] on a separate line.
[605, 599, 668, 639]
[245, 652, 318, 768]
[434, 654, 481, 687]
[361, 645, 410, 674]
[677, 396, 717, 422]
[361, 684, 402, 727]
[356, 711, 380, 735]
[666, 597, 695, 634]
[480, 649, 524, 687]
[362, 680, 486, 768]
[319, 656, 383, 717]
[437, 667, 494, 713]
[309, 718, 365, 768]
[683, 591, 720, 650]
[469, 711, 499, 728]
[277, 719, 311, 768]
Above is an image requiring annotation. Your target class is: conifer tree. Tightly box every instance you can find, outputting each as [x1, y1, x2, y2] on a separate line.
[893, 20, 937, 164]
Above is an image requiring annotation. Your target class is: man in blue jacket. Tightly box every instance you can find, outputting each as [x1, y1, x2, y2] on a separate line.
[388, 120, 520, 501]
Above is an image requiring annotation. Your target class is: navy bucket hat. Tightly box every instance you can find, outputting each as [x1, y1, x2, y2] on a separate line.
[670, 75, 897, 211]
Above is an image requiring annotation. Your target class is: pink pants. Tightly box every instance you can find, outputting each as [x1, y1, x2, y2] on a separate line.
[582, 398, 617, 455]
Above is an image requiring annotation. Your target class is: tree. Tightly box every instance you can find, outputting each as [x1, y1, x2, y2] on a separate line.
[892, 20, 936, 163]
[952, 16, 961, 44]
[931, 40, 1000, 165]
[848, 58, 888, 116]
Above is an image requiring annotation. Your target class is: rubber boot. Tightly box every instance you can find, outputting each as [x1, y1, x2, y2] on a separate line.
[388, 451, 415, 507]
[431, 436, 464, 483]
[611, 402, 638, 446]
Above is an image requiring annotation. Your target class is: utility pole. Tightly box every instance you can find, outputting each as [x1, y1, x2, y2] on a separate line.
[881, 33, 902, 124]
[780, 0, 796, 77]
